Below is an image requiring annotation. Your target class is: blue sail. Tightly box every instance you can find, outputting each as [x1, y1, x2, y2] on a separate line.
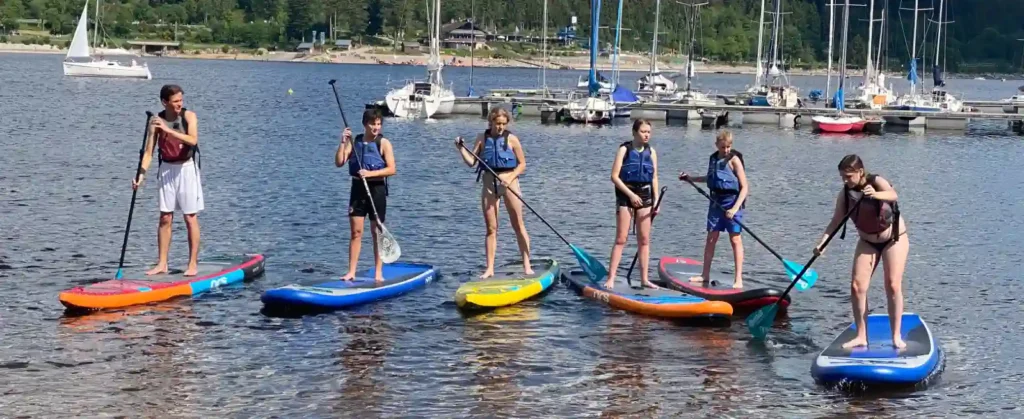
[611, 85, 640, 103]
[907, 59, 918, 84]
[833, 87, 845, 112]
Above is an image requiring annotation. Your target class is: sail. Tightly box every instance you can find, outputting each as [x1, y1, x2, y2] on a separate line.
[932, 65, 945, 88]
[833, 87, 845, 112]
[907, 59, 918, 84]
[66, 1, 91, 59]
[610, 85, 640, 103]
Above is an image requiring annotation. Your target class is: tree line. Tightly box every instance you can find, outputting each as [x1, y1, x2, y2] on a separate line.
[2, 0, 1022, 71]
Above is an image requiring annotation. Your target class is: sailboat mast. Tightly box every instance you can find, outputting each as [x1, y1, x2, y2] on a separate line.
[910, 0, 919, 95]
[612, 0, 624, 89]
[754, 0, 766, 86]
[770, 0, 781, 72]
[865, 0, 875, 83]
[825, 0, 835, 104]
[650, 0, 661, 74]
[470, 0, 475, 91]
[683, 1, 707, 92]
[542, 0, 548, 91]
[93, 0, 99, 49]
[840, 0, 850, 86]
[587, 0, 602, 97]
[933, 0, 944, 67]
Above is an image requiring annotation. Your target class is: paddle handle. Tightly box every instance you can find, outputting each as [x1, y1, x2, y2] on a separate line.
[459, 142, 570, 247]
[625, 186, 668, 285]
[682, 177, 786, 263]
[116, 111, 155, 278]
[328, 80, 350, 128]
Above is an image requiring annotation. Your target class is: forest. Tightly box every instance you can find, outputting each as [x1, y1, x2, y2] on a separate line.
[2, 0, 1023, 72]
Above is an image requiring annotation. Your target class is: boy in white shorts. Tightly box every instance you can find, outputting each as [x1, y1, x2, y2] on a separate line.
[132, 84, 203, 276]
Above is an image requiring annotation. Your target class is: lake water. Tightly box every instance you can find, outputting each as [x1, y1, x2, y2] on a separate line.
[1, 53, 1023, 417]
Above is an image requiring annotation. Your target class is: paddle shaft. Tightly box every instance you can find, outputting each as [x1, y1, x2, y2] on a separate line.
[459, 142, 572, 248]
[683, 178, 787, 263]
[625, 186, 668, 285]
[776, 200, 860, 301]
[329, 81, 383, 229]
[116, 111, 155, 278]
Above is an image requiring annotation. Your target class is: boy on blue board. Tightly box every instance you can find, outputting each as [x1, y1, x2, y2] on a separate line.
[605, 118, 661, 289]
[335, 109, 396, 283]
[679, 130, 749, 289]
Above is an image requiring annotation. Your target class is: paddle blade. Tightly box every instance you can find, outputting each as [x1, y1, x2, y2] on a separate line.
[376, 223, 401, 264]
[783, 260, 818, 291]
[746, 303, 780, 340]
[115, 268, 123, 280]
[570, 244, 608, 283]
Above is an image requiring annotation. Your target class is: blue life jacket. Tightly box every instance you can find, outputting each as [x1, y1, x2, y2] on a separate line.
[618, 141, 654, 184]
[349, 134, 386, 177]
[479, 130, 517, 171]
[707, 150, 744, 196]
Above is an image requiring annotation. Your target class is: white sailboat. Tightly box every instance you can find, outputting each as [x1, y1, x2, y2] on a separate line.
[855, 0, 896, 109]
[674, 1, 715, 114]
[62, 0, 151, 79]
[636, 0, 679, 96]
[564, 0, 614, 123]
[384, 0, 454, 118]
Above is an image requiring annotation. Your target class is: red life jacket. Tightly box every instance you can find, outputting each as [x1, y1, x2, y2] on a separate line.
[841, 174, 901, 241]
[156, 108, 196, 164]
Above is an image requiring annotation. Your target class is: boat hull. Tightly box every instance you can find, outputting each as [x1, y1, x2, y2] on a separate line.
[63, 60, 152, 79]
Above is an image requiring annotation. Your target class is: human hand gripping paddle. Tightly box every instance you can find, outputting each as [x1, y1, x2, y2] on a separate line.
[456, 139, 609, 283]
[745, 200, 860, 340]
[328, 79, 401, 264]
[624, 186, 668, 288]
[116, 111, 155, 279]
[679, 175, 819, 291]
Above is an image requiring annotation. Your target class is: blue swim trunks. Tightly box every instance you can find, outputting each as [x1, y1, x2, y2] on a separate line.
[707, 195, 743, 234]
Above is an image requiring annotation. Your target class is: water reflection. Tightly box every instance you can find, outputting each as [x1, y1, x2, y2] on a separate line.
[594, 315, 660, 417]
[336, 307, 393, 417]
[461, 305, 540, 417]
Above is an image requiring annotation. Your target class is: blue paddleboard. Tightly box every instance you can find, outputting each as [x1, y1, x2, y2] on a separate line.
[261, 262, 438, 312]
[811, 313, 944, 389]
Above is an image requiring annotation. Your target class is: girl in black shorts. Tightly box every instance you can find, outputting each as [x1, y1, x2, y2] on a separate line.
[604, 118, 660, 289]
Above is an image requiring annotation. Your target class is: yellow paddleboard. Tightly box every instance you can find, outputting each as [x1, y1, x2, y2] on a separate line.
[455, 259, 559, 310]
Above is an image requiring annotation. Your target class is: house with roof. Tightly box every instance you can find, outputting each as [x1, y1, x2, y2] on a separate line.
[438, 20, 489, 49]
[334, 39, 352, 51]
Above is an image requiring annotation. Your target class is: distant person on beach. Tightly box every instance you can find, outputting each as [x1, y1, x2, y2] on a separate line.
[605, 118, 661, 289]
[334, 109, 396, 283]
[132, 84, 203, 276]
[454, 107, 533, 279]
[679, 130, 749, 288]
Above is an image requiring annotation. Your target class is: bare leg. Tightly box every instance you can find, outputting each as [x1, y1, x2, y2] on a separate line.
[690, 231, 719, 282]
[883, 235, 910, 350]
[634, 206, 658, 289]
[503, 179, 533, 275]
[842, 240, 879, 349]
[182, 213, 200, 276]
[146, 212, 173, 275]
[341, 216, 364, 280]
[370, 221, 384, 283]
[604, 206, 633, 288]
[479, 184, 500, 279]
[728, 232, 744, 288]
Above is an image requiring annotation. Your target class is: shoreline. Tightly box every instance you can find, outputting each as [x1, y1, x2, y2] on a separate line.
[4, 43, 1019, 80]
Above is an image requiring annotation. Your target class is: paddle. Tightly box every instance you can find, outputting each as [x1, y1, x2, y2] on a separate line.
[745, 200, 860, 340]
[328, 79, 401, 264]
[681, 176, 819, 291]
[116, 111, 155, 280]
[457, 140, 608, 283]
[624, 186, 668, 287]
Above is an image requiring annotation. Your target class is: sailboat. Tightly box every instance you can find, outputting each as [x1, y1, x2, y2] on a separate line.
[926, 0, 964, 113]
[673, 1, 716, 116]
[563, 0, 615, 123]
[636, 0, 679, 96]
[854, 0, 896, 109]
[812, 0, 866, 133]
[384, 0, 455, 118]
[744, 0, 800, 117]
[63, 0, 151, 79]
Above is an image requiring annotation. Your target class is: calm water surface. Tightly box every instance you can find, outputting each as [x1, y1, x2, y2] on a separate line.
[1, 53, 1023, 417]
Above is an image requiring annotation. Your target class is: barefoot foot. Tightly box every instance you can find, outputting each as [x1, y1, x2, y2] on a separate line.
[183, 265, 198, 277]
[145, 264, 168, 276]
[842, 336, 868, 349]
[689, 275, 705, 283]
[732, 281, 744, 289]
[339, 272, 356, 281]
[603, 277, 616, 289]
[374, 276, 385, 285]
[892, 336, 907, 350]
[641, 281, 660, 290]
[478, 270, 494, 279]
[523, 267, 534, 275]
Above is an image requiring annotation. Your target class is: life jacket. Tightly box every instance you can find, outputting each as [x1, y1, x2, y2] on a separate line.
[707, 150, 743, 196]
[348, 134, 389, 194]
[618, 141, 654, 184]
[841, 174, 901, 242]
[479, 129, 517, 171]
[156, 108, 199, 167]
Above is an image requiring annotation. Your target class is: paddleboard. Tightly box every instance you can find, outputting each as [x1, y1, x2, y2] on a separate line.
[260, 262, 437, 312]
[562, 268, 733, 318]
[656, 256, 790, 314]
[455, 258, 559, 311]
[811, 313, 944, 389]
[59, 254, 266, 310]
